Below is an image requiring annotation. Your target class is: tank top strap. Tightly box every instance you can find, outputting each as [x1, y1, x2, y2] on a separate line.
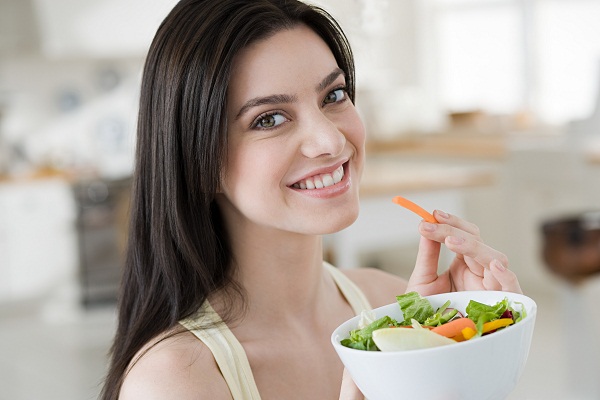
[322, 261, 373, 314]
[179, 302, 262, 400]
[179, 262, 372, 400]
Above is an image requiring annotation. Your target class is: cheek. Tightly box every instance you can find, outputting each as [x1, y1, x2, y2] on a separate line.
[349, 107, 367, 145]
[341, 107, 366, 163]
[336, 104, 366, 148]
[221, 149, 256, 198]
[221, 143, 286, 203]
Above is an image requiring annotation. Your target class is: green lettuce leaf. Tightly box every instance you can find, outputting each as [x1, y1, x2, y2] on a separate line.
[511, 301, 526, 323]
[466, 298, 510, 336]
[340, 315, 398, 351]
[396, 291, 435, 325]
[424, 300, 458, 327]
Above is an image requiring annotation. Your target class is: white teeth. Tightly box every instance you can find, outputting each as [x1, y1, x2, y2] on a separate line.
[292, 165, 345, 190]
[314, 177, 324, 189]
[332, 168, 342, 184]
[322, 174, 334, 187]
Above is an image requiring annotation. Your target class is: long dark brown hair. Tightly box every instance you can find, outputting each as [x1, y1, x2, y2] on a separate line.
[100, 0, 356, 398]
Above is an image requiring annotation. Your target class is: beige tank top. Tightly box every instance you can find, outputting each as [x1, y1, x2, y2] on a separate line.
[179, 262, 372, 400]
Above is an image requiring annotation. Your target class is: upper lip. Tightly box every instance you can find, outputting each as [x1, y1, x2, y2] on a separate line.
[287, 158, 348, 187]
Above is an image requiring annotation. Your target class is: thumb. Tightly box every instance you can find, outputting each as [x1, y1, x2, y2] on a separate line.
[408, 236, 441, 288]
[339, 368, 363, 400]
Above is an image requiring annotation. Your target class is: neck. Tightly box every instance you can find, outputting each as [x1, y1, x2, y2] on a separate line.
[215, 221, 334, 322]
[244, 232, 325, 304]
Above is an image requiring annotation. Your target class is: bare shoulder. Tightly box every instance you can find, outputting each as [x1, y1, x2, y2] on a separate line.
[342, 267, 408, 309]
[119, 329, 233, 400]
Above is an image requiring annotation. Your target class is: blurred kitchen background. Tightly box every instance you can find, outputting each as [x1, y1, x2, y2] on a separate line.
[1, 0, 600, 399]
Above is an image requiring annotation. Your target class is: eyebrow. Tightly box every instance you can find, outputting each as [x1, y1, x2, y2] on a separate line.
[317, 68, 345, 92]
[235, 94, 297, 120]
[235, 67, 346, 120]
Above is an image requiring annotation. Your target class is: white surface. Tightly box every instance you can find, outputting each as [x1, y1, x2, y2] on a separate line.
[0, 179, 78, 302]
[33, 0, 178, 57]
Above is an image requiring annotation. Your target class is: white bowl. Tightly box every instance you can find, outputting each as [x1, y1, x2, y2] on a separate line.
[331, 291, 537, 400]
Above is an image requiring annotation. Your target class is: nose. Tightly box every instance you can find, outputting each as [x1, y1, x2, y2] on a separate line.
[299, 111, 346, 158]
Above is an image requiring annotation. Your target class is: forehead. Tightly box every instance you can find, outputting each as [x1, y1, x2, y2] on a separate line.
[228, 25, 340, 104]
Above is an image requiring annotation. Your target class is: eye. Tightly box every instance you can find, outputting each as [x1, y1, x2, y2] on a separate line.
[323, 88, 347, 105]
[252, 112, 288, 130]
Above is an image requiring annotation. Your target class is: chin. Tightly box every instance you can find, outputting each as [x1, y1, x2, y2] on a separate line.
[320, 206, 360, 235]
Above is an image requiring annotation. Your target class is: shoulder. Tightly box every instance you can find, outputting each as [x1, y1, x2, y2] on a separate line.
[341, 267, 408, 309]
[119, 329, 233, 400]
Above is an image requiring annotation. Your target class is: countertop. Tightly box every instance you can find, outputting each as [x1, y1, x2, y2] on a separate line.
[0, 167, 113, 186]
[360, 133, 503, 196]
[365, 133, 508, 159]
[0, 168, 82, 184]
[360, 157, 496, 197]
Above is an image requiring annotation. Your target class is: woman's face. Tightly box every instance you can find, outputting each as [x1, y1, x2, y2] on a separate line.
[218, 25, 365, 236]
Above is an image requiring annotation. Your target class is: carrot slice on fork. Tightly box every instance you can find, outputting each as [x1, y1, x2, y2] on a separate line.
[392, 196, 438, 223]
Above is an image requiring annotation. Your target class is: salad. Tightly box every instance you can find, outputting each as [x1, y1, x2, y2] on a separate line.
[341, 292, 527, 352]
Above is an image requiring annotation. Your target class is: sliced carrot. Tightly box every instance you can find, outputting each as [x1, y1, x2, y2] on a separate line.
[392, 196, 438, 223]
[431, 318, 476, 339]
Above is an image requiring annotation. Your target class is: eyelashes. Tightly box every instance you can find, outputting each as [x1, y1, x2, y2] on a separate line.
[251, 111, 288, 130]
[323, 87, 347, 105]
[249, 85, 349, 131]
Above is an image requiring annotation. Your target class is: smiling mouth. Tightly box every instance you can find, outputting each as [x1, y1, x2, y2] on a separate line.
[291, 164, 345, 190]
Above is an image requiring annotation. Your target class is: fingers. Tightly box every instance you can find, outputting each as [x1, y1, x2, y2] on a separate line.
[420, 217, 481, 246]
[339, 368, 364, 400]
[490, 259, 522, 293]
[446, 237, 505, 276]
[418, 210, 521, 293]
[419, 220, 507, 273]
[409, 236, 442, 287]
[482, 267, 502, 290]
[415, 211, 522, 295]
[433, 210, 481, 238]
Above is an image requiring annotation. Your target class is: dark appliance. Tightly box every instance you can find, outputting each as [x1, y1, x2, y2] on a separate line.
[72, 177, 130, 307]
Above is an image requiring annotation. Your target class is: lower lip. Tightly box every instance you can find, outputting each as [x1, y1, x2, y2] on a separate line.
[289, 162, 352, 199]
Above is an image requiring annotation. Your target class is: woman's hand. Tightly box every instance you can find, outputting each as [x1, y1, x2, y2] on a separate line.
[406, 210, 522, 295]
[339, 368, 364, 400]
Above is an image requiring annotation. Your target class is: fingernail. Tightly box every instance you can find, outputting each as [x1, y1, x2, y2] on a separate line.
[447, 236, 464, 245]
[492, 259, 506, 272]
[436, 210, 449, 219]
[422, 222, 437, 232]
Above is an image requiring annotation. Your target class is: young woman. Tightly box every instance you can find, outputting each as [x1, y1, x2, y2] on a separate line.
[101, 1, 521, 399]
